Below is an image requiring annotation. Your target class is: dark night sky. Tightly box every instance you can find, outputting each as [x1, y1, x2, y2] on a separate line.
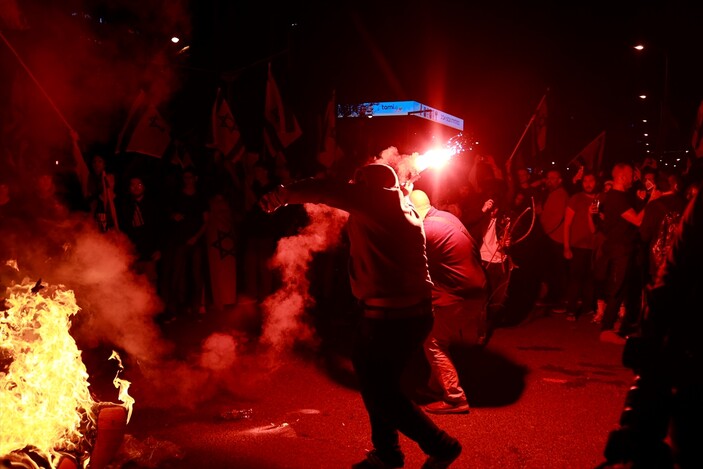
[198, 0, 703, 169]
[288, 1, 703, 165]
[2, 0, 702, 173]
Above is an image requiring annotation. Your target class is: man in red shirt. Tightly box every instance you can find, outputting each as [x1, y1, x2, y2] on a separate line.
[409, 190, 487, 415]
[563, 171, 598, 320]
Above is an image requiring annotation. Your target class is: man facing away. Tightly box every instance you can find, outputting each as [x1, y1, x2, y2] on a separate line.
[409, 190, 488, 415]
[259, 164, 462, 469]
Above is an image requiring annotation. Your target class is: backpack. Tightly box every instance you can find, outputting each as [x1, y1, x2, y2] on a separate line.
[651, 210, 682, 270]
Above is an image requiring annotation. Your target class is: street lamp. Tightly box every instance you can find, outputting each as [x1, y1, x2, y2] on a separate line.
[634, 43, 669, 159]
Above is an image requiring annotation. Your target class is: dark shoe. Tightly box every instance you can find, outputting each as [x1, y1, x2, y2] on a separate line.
[414, 386, 444, 403]
[423, 400, 470, 415]
[600, 330, 626, 345]
[421, 441, 462, 469]
[351, 450, 403, 469]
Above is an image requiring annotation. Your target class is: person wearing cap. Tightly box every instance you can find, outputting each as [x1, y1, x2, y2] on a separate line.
[260, 163, 462, 469]
[409, 189, 487, 415]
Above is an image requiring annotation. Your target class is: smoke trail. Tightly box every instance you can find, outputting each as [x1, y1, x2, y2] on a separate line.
[259, 203, 349, 357]
[375, 146, 419, 183]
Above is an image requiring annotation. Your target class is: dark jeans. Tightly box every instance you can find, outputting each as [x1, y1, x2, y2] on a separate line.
[352, 302, 457, 463]
[162, 240, 206, 315]
[564, 247, 595, 316]
[594, 247, 634, 331]
[542, 237, 567, 305]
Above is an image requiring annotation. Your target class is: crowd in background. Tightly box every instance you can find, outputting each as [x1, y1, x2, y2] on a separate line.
[1, 133, 703, 344]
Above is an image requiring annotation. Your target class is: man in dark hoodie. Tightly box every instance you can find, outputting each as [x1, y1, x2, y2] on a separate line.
[260, 164, 462, 469]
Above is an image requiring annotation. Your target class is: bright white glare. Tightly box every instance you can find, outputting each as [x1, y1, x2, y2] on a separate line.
[644, 133, 649, 137]
[415, 148, 455, 172]
[55, 160, 59, 165]
[676, 158, 681, 161]
[171, 36, 180, 44]
[639, 95, 647, 99]
[634, 44, 644, 51]
[643, 119, 648, 123]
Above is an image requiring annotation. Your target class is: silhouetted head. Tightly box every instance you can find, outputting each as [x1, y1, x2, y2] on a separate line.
[353, 163, 399, 190]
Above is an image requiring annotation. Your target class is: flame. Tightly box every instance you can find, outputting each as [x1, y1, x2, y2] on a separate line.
[1, 278, 133, 468]
[109, 351, 134, 423]
[414, 147, 456, 173]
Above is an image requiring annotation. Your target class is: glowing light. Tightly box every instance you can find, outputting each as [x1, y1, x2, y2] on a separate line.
[0, 279, 133, 468]
[676, 158, 681, 162]
[634, 44, 644, 51]
[644, 133, 649, 137]
[643, 119, 648, 123]
[55, 160, 59, 165]
[639, 95, 647, 100]
[414, 148, 455, 172]
[171, 36, 180, 44]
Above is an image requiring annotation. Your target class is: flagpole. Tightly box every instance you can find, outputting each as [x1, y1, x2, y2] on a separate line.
[506, 90, 548, 171]
[0, 29, 75, 134]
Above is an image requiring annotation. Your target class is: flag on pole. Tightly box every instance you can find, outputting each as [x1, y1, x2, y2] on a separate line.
[568, 131, 606, 173]
[264, 63, 301, 149]
[691, 99, 703, 157]
[317, 90, 343, 168]
[115, 90, 146, 153]
[263, 127, 287, 169]
[69, 134, 90, 199]
[115, 91, 171, 158]
[211, 87, 246, 162]
[170, 142, 195, 168]
[507, 92, 548, 172]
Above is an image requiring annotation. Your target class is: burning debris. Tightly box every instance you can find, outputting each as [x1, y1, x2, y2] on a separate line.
[1, 278, 132, 469]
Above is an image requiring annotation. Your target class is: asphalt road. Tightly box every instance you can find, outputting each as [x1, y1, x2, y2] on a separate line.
[109, 308, 632, 469]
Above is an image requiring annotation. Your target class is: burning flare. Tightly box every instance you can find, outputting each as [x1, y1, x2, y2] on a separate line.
[413, 147, 456, 173]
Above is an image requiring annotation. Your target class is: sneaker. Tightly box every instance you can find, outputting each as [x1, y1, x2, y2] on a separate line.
[600, 330, 626, 345]
[423, 400, 470, 415]
[352, 450, 403, 469]
[421, 442, 462, 469]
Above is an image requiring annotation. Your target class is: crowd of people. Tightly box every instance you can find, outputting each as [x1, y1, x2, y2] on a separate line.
[2, 135, 702, 342]
[416, 152, 702, 347]
[2, 129, 703, 467]
[0, 139, 302, 325]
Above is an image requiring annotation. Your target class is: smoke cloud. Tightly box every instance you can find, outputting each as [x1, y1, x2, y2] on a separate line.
[260, 203, 349, 359]
[374, 146, 419, 183]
